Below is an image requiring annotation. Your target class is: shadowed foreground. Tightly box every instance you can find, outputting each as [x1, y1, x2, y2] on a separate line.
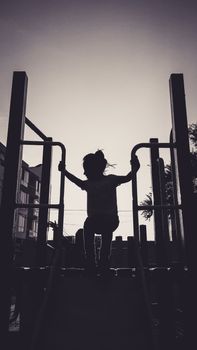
[36, 269, 151, 350]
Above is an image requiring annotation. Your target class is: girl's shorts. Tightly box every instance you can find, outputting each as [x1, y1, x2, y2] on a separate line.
[84, 214, 119, 234]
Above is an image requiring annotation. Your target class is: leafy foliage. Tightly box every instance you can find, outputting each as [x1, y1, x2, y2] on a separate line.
[140, 193, 153, 221]
[141, 122, 197, 220]
[188, 123, 197, 148]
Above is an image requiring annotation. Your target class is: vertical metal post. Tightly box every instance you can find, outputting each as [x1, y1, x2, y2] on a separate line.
[158, 157, 171, 264]
[169, 131, 185, 264]
[156, 268, 176, 349]
[150, 138, 167, 266]
[131, 151, 157, 350]
[156, 158, 176, 348]
[57, 146, 66, 240]
[140, 225, 148, 266]
[170, 74, 197, 348]
[115, 236, 123, 267]
[36, 138, 52, 266]
[127, 237, 136, 267]
[0, 72, 28, 339]
[169, 74, 196, 270]
[131, 152, 140, 244]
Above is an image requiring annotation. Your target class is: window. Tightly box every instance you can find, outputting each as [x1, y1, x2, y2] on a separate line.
[35, 180, 40, 195]
[32, 220, 38, 233]
[20, 191, 29, 204]
[18, 215, 25, 232]
[21, 169, 29, 187]
[193, 178, 197, 193]
[33, 199, 39, 216]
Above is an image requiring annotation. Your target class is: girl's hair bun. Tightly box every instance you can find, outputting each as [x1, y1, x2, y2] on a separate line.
[83, 149, 115, 178]
[95, 150, 105, 160]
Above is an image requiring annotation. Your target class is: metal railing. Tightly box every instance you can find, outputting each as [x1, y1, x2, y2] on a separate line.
[15, 117, 67, 349]
[131, 142, 180, 244]
[16, 139, 66, 240]
[130, 141, 183, 349]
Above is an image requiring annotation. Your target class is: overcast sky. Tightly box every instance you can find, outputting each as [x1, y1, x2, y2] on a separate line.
[0, 0, 197, 239]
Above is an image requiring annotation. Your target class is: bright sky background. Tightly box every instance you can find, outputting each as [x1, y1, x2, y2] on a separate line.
[0, 0, 197, 240]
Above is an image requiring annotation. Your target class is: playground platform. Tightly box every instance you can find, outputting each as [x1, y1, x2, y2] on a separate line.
[8, 268, 158, 350]
[1, 72, 197, 350]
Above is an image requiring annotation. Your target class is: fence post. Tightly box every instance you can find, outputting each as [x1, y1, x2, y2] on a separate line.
[169, 74, 196, 269]
[169, 73, 197, 348]
[169, 131, 185, 264]
[150, 138, 168, 266]
[0, 72, 28, 341]
[127, 237, 136, 267]
[158, 157, 171, 264]
[115, 236, 123, 267]
[140, 225, 148, 266]
[36, 138, 52, 266]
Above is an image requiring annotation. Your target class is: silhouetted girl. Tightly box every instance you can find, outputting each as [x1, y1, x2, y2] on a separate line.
[59, 150, 140, 275]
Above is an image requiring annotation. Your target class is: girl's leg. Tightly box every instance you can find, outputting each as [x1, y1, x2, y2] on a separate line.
[99, 215, 119, 270]
[99, 231, 113, 269]
[83, 218, 96, 270]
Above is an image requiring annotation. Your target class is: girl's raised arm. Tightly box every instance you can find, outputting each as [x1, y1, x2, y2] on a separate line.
[115, 172, 132, 184]
[58, 162, 84, 188]
[114, 155, 140, 185]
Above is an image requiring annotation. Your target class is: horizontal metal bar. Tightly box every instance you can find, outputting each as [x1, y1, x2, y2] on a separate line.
[20, 140, 66, 155]
[15, 203, 61, 209]
[137, 204, 182, 210]
[25, 117, 48, 140]
[131, 142, 176, 158]
[21, 140, 46, 146]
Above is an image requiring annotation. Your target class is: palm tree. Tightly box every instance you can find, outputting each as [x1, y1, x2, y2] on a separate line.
[140, 193, 153, 221]
[141, 123, 197, 220]
[188, 123, 197, 148]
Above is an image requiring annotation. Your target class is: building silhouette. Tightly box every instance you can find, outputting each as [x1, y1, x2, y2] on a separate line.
[0, 142, 42, 249]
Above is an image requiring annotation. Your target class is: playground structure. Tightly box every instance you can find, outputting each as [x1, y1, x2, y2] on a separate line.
[0, 72, 196, 349]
